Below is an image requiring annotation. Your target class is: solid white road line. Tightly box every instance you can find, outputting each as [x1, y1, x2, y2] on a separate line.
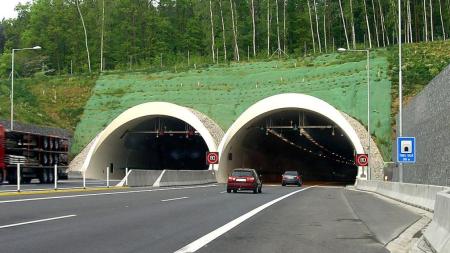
[0, 184, 218, 204]
[161, 197, 189, 202]
[0, 214, 77, 229]
[219, 191, 227, 194]
[174, 186, 315, 253]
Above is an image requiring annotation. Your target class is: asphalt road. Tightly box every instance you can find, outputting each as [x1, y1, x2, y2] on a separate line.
[0, 184, 419, 253]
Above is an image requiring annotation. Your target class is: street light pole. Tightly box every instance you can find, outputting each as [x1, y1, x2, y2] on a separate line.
[398, 0, 403, 183]
[338, 48, 370, 179]
[366, 49, 371, 180]
[10, 46, 42, 131]
[11, 50, 14, 131]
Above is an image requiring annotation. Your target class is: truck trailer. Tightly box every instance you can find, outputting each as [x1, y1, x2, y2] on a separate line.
[0, 123, 70, 184]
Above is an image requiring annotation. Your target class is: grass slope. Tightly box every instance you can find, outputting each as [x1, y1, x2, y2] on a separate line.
[0, 75, 96, 130]
[73, 52, 392, 159]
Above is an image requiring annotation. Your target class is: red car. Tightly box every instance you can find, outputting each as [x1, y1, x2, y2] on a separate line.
[227, 168, 262, 194]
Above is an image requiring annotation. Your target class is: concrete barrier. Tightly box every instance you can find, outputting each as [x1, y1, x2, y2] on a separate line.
[355, 180, 450, 253]
[158, 170, 216, 187]
[126, 169, 216, 187]
[424, 190, 450, 253]
[128, 170, 164, 187]
[355, 180, 448, 211]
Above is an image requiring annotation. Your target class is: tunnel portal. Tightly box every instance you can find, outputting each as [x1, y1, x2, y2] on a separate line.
[123, 117, 209, 171]
[225, 110, 357, 183]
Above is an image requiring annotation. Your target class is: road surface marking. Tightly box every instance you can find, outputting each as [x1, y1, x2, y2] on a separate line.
[161, 197, 189, 202]
[219, 191, 227, 194]
[0, 215, 77, 229]
[0, 184, 217, 204]
[174, 186, 315, 253]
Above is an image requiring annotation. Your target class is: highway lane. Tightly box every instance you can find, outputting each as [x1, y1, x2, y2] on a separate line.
[0, 184, 302, 253]
[193, 186, 420, 253]
[0, 184, 419, 253]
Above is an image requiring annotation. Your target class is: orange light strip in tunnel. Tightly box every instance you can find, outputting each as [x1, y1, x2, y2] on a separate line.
[299, 129, 349, 161]
[266, 129, 354, 165]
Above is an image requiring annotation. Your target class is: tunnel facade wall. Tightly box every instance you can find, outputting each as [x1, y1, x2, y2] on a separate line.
[73, 95, 385, 183]
[81, 102, 223, 180]
[217, 93, 368, 183]
[341, 113, 385, 180]
[391, 65, 450, 186]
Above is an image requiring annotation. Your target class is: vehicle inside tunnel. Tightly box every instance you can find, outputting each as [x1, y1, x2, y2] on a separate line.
[223, 110, 358, 184]
[122, 116, 209, 171]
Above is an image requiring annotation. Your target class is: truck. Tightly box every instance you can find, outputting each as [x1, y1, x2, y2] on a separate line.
[0, 122, 70, 184]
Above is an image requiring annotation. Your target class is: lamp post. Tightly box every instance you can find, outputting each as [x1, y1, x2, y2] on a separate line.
[398, 0, 403, 183]
[338, 48, 371, 180]
[11, 46, 42, 130]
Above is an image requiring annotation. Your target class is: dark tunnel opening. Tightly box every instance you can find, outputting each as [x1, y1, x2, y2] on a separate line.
[122, 116, 209, 170]
[230, 110, 358, 184]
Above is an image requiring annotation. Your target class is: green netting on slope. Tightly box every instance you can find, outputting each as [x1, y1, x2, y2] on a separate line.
[72, 56, 392, 160]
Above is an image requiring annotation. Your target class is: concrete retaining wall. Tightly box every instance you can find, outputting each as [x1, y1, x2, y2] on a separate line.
[159, 170, 216, 187]
[355, 179, 448, 211]
[392, 64, 450, 186]
[424, 190, 450, 253]
[127, 170, 216, 187]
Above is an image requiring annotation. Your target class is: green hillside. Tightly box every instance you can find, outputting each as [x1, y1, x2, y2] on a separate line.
[73, 52, 392, 159]
[1, 41, 450, 162]
[0, 75, 96, 130]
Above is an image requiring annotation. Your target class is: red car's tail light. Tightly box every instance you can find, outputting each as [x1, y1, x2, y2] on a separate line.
[228, 176, 235, 182]
[247, 177, 255, 182]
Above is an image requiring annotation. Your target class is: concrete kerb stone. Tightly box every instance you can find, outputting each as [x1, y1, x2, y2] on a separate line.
[424, 190, 450, 253]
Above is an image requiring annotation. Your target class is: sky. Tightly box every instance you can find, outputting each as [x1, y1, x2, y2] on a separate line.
[0, 0, 30, 20]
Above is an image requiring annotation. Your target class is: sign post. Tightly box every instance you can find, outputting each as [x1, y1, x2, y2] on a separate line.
[16, 163, 20, 192]
[206, 152, 219, 171]
[355, 154, 369, 179]
[106, 166, 110, 188]
[397, 137, 416, 163]
[54, 164, 58, 190]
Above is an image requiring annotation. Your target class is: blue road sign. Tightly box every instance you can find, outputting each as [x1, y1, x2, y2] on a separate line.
[397, 137, 416, 163]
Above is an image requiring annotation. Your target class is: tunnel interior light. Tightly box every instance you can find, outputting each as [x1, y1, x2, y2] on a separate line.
[267, 126, 354, 164]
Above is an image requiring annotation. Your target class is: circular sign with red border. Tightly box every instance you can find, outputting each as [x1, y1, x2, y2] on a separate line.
[206, 152, 219, 164]
[355, 154, 369, 166]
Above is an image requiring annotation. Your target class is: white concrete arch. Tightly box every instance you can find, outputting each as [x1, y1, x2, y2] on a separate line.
[82, 102, 219, 179]
[217, 93, 365, 183]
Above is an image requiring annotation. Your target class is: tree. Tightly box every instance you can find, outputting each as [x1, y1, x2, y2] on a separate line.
[363, 0, 373, 48]
[209, 0, 216, 63]
[371, 0, 380, 47]
[438, 0, 446, 40]
[251, 0, 256, 57]
[349, 0, 356, 49]
[338, 0, 350, 49]
[424, 0, 429, 41]
[430, 0, 434, 41]
[230, 0, 239, 61]
[267, 0, 271, 56]
[313, 0, 322, 52]
[100, 0, 105, 71]
[307, 0, 316, 53]
[219, 0, 227, 61]
[76, 0, 91, 73]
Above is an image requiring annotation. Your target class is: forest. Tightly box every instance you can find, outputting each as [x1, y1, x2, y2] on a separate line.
[0, 0, 449, 77]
